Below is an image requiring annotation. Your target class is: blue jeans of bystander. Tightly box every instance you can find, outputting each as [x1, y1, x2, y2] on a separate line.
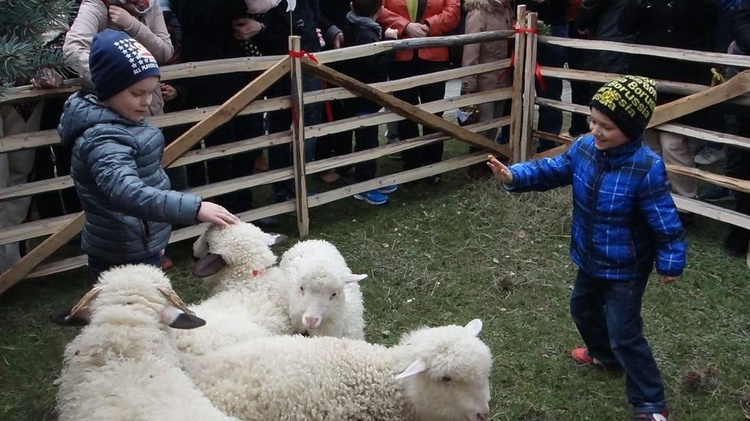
[88, 253, 162, 285]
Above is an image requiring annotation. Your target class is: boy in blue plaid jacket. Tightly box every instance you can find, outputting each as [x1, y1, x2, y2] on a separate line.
[488, 75, 686, 421]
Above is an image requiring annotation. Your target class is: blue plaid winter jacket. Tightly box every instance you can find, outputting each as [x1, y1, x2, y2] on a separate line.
[508, 134, 686, 281]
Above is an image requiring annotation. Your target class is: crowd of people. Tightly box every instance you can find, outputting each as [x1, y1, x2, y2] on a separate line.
[1, 0, 750, 419]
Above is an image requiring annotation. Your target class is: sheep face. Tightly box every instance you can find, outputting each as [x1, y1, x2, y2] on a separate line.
[288, 264, 366, 331]
[395, 320, 492, 421]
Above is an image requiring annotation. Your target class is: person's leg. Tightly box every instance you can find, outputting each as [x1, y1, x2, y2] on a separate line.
[724, 147, 750, 257]
[52, 145, 82, 213]
[354, 123, 379, 182]
[390, 62, 422, 170]
[302, 75, 322, 163]
[203, 123, 247, 210]
[605, 276, 667, 415]
[417, 71, 447, 167]
[87, 253, 162, 286]
[567, 24, 592, 137]
[31, 146, 64, 218]
[658, 131, 698, 198]
[536, 24, 568, 152]
[569, 269, 621, 367]
[226, 114, 263, 213]
[0, 104, 39, 273]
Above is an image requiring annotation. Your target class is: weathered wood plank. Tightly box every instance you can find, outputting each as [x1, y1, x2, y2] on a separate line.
[301, 59, 512, 158]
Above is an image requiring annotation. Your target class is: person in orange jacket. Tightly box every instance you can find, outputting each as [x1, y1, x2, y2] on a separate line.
[378, 0, 460, 184]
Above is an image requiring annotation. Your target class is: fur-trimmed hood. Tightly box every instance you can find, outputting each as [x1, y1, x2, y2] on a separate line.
[464, 0, 510, 12]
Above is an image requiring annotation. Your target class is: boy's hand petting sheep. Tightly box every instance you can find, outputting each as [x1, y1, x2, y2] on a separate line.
[487, 155, 513, 185]
[197, 202, 240, 227]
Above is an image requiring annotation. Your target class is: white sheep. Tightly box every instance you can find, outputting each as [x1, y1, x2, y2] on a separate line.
[183, 319, 493, 421]
[279, 239, 368, 339]
[191, 221, 286, 294]
[55, 264, 239, 421]
[177, 222, 292, 356]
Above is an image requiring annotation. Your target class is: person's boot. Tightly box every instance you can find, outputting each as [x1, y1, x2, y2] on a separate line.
[724, 227, 750, 258]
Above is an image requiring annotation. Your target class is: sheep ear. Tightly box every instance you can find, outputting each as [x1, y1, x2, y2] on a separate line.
[192, 230, 209, 259]
[344, 273, 368, 284]
[395, 358, 428, 379]
[266, 233, 288, 246]
[464, 319, 483, 336]
[159, 305, 206, 330]
[157, 286, 196, 316]
[54, 286, 102, 326]
[192, 253, 227, 277]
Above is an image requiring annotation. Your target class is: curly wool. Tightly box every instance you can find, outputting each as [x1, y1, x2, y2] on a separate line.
[280, 239, 366, 339]
[183, 322, 493, 421]
[178, 223, 293, 356]
[55, 265, 238, 421]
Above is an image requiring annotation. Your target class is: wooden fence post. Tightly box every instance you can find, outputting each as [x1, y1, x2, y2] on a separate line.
[509, 5, 527, 163]
[289, 35, 310, 238]
[520, 12, 538, 162]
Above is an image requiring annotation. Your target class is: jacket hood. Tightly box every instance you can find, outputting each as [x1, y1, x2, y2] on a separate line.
[58, 92, 138, 147]
[464, 0, 509, 12]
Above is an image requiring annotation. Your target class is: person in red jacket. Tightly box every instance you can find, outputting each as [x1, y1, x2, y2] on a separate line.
[378, 0, 460, 184]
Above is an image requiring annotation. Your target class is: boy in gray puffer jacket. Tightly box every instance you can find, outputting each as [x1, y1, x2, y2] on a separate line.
[58, 29, 238, 282]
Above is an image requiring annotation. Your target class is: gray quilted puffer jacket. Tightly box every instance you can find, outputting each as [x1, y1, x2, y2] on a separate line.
[58, 92, 201, 264]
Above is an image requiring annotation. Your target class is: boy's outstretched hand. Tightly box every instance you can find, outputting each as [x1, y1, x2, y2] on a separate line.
[659, 275, 678, 285]
[487, 155, 513, 185]
[197, 202, 240, 227]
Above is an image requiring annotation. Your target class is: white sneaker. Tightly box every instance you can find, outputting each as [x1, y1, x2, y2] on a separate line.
[694, 147, 726, 165]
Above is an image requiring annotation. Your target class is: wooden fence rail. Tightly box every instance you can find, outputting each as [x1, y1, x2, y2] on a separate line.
[0, 30, 518, 292]
[5, 10, 750, 291]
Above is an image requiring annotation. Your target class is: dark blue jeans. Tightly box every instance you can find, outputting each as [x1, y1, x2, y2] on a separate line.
[88, 253, 162, 285]
[569, 269, 666, 414]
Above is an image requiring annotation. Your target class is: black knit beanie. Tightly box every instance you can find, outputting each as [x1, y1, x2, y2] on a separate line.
[589, 75, 657, 140]
[89, 29, 161, 101]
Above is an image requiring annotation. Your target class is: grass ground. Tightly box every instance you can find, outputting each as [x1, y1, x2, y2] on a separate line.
[1, 137, 749, 421]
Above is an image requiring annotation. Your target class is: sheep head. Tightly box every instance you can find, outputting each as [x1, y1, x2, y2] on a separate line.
[288, 260, 366, 331]
[192, 222, 286, 277]
[395, 319, 492, 421]
[64, 264, 206, 330]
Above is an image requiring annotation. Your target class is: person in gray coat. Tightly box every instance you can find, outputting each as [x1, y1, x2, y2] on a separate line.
[58, 29, 238, 282]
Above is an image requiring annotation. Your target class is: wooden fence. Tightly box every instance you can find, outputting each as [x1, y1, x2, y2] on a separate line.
[2, 5, 749, 292]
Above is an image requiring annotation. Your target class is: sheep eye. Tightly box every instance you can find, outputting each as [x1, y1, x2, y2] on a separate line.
[441, 376, 452, 382]
[330, 292, 337, 300]
[299, 286, 305, 294]
[126, 301, 134, 305]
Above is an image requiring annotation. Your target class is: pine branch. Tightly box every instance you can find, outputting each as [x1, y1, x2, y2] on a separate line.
[0, 0, 75, 98]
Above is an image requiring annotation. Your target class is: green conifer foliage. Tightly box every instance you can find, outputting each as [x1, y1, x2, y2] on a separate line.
[0, 0, 76, 96]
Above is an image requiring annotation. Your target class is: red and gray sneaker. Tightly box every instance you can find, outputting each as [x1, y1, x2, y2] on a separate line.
[633, 411, 670, 421]
[571, 347, 604, 366]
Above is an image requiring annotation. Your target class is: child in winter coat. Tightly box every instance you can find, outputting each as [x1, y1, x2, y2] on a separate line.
[58, 30, 238, 281]
[488, 75, 686, 421]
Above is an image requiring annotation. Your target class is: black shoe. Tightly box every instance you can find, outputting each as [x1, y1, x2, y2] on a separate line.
[724, 228, 750, 258]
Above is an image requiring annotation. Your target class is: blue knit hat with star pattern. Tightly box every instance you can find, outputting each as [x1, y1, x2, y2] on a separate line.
[89, 29, 161, 100]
